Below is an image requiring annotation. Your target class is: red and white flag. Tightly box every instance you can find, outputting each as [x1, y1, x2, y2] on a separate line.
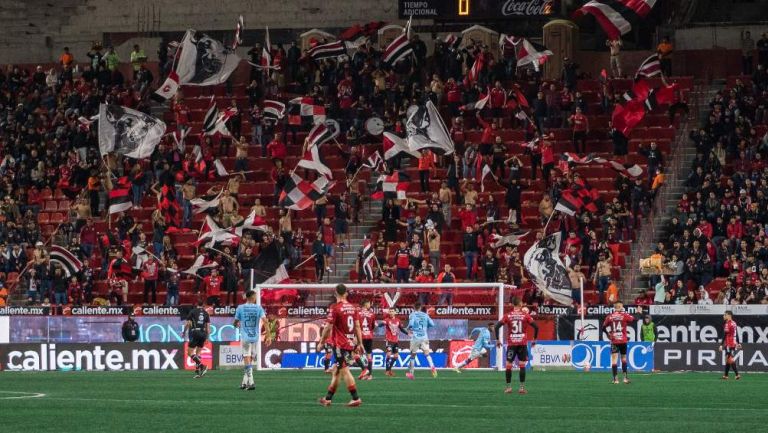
[383, 131, 420, 160]
[635, 53, 662, 79]
[232, 15, 244, 50]
[575, 0, 658, 40]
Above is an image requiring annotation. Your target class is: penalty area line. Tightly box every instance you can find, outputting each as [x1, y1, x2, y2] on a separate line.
[0, 391, 47, 400]
[35, 396, 765, 412]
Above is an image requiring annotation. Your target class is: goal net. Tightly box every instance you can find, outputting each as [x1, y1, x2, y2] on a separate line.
[249, 283, 528, 372]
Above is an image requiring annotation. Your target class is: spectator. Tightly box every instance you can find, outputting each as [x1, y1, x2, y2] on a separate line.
[606, 39, 622, 77]
[122, 313, 140, 342]
[203, 267, 223, 306]
[436, 264, 456, 305]
[394, 241, 410, 283]
[140, 255, 160, 304]
[462, 225, 479, 281]
[568, 107, 589, 154]
[657, 36, 674, 77]
[741, 30, 755, 75]
[59, 46, 74, 67]
[130, 44, 147, 80]
[640, 315, 656, 343]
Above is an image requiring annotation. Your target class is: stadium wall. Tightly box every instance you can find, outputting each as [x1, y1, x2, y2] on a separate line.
[0, 0, 399, 63]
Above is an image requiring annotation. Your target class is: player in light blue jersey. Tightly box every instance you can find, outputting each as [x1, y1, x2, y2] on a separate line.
[404, 302, 436, 379]
[453, 323, 495, 372]
[233, 290, 271, 390]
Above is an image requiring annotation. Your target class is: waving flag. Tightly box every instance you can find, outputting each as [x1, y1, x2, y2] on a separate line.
[461, 91, 490, 111]
[305, 121, 339, 148]
[480, 164, 492, 192]
[152, 71, 180, 102]
[232, 210, 270, 237]
[611, 99, 646, 137]
[444, 33, 461, 49]
[196, 215, 239, 247]
[491, 231, 529, 248]
[98, 104, 166, 159]
[262, 26, 275, 69]
[50, 245, 84, 277]
[516, 38, 553, 72]
[278, 173, 333, 210]
[182, 254, 219, 275]
[202, 97, 237, 137]
[190, 190, 222, 214]
[383, 16, 413, 66]
[554, 190, 582, 216]
[363, 150, 384, 170]
[176, 30, 241, 86]
[575, 0, 658, 40]
[360, 238, 375, 280]
[465, 54, 484, 86]
[635, 53, 662, 78]
[297, 146, 333, 178]
[263, 100, 285, 120]
[383, 132, 421, 160]
[232, 15, 244, 50]
[372, 171, 410, 200]
[108, 176, 132, 214]
[307, 40, 348, 60]
[523, 233, 573, 305]
[288, 97, 326, 125]
[405, 100, 454, 155]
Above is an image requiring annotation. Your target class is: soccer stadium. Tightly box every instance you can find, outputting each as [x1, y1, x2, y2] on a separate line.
[1, 0, 767, 431]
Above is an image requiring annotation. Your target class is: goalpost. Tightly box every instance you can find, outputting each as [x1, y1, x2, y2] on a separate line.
[250, 282, 516, 372]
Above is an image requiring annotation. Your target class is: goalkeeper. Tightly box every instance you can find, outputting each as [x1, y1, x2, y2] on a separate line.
[453, 323, 495, 372]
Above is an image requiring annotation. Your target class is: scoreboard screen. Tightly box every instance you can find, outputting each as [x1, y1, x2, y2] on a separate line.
[398, 0, 557, 20]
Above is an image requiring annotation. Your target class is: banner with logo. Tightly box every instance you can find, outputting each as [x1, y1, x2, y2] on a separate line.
[557, 315, 768, 344]
[654, 343, 768, 372]
[0, 343, 184, 371]
[530, 341, 654, 372]
[398, 0, 556, 19]
[649, 304, 768, 316]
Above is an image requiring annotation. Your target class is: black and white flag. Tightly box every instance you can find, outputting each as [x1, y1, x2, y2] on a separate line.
[176, 29, 241, 86]
[98, 104, 166, 159]
[523, 233, 573, 305]
[405, 100, 454, 155]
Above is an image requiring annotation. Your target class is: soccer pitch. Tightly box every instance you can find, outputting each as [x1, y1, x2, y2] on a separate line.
[1, 370, 764, 433]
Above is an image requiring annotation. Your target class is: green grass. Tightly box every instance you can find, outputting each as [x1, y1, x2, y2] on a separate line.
[0, 369, 763, 433]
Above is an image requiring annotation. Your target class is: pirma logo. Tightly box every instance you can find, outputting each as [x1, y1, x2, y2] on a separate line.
[574, 319, 600, 341]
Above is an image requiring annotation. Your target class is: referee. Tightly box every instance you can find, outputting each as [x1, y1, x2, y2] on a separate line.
[184, 300, 210, 378]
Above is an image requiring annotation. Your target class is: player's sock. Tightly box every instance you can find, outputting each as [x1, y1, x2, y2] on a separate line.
[367, 355, 372, 375]
[385, 355, 392, 371]
[191, 354, 202, 367]
[245, 365, 253, 386]
[325, 385, 336, 401]
[347, 385, 359, 400]
[724, 361, 731, 376]
[323, 353, 331, 370]
[519, 367, 526, 384]
[611, 364, 618, 380]
[409, 357, 415, 375]
[732, 363, 739, 376]
[426, 354, 434, 369]
[505, 366, 512, 384]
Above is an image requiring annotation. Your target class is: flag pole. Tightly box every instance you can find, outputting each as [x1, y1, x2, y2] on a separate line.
[541, 209, 557, 234]
[292, 253, 316, 270]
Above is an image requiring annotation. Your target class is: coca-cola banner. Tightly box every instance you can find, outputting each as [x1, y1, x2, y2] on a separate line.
[398, 0, 557, 20]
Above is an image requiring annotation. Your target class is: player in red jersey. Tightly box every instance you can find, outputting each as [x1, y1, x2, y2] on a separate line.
[603, 302, 642, 384]
[355, 299, 375, 380]
[495, 297, 538, 394]
[318, 284, 364, 407]
[719, 310, 742, 380]
[379, 308, 409, 377]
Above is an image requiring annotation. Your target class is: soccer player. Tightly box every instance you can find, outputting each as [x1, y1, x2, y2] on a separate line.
[356, 299, 375, 379]
[495, 297, 538, 394]
[602, 302, 642, 384]
[318, 284, 364, 407]
[404, 301, 437, 379]
[453, 323, 495, 372]
[380, 308, 409, 376]
[233, 290, 271, 390]
[184, 300, 210, 378]
[719, 310, 742, 380]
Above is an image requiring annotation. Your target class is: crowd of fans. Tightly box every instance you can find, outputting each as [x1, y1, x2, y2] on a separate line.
[639, 66, 768, 305]
[0, 32, 667, 308]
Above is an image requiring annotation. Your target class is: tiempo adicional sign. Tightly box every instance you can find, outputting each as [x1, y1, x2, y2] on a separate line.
[398, 0, 556, 20]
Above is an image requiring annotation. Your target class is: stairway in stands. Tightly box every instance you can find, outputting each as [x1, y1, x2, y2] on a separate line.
[326, 193, 382, 285]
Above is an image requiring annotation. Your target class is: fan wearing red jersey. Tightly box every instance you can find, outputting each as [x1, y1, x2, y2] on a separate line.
[718, 310, 742, 380]
[494, 296, 538, 394]
[318, 284, 364, 407]
[602, 302, 642, 384]
[355, 299, 375, 380]
[379, 308, 409, 376]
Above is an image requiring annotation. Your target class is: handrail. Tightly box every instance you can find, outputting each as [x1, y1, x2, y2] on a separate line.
[621, 87, 705, 299]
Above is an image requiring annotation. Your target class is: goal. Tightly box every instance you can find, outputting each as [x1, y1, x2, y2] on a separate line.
[251, 282, 524, 371]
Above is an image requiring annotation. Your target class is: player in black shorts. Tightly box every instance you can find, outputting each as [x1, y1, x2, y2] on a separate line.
[184, 301, 211, 378]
